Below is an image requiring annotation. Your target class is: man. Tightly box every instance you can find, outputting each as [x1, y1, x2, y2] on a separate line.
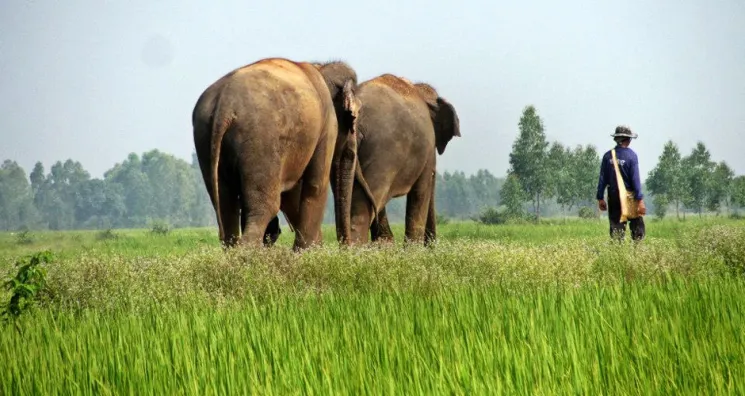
[596, 125, 647, 241]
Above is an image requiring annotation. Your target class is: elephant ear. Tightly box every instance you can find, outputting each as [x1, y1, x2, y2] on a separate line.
[343, 80, 359, 117]
[341, 79, 360, 132]
[434, 97, 460, 155]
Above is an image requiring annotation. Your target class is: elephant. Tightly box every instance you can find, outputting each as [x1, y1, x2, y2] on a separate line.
[335, 74, 461, 245]
[192, 57, 370, 250]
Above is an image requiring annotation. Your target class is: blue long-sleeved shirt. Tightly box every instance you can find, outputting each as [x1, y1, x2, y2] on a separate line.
[596, 146, 644, 200]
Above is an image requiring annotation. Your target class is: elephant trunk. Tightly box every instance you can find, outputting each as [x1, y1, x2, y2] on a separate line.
[335, 130, 357, 245]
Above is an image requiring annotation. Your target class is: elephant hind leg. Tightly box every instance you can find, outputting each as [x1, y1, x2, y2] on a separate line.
[370, 206, 394, 244]
[261, 216, 281, 247]
[292, 143, 333, 251]
[238, 189, 281, 248]
[237, 171, 282, 249]
[218, 181, 242, 248]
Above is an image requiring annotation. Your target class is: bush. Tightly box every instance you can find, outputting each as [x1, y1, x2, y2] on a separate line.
[2, 250, 53, 323]
[96, 229, 119, 241]
[15, 230, 34, 245]
[578, 206, 598, 219]
[478, 207, 503, 225]
[150, 221, 171, 236]
[477, 207, 533, 225]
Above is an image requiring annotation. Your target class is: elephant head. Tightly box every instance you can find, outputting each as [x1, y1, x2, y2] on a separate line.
[313, 61, 361, 244]
[415, 83, 461, 155]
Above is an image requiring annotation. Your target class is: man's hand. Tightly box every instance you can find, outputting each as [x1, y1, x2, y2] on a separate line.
[637, 199, 646, 216]
[598, 199, 607, 211]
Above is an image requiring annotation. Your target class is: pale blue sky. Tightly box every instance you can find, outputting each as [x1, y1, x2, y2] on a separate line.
[1, 0, 743, 181]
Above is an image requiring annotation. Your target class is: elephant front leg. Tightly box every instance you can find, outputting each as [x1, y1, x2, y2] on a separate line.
[404, 169, 434, 245]
[424, 173, 437, 247]
[347, 183, 375, 245]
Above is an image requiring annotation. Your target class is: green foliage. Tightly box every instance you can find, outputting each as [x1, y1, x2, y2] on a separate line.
[14, 230, 34, 245]
[2, 152, 511, 231]
[508, 105, 550, 218]
[708, 161, 734, 213]
[577, 206, 598, 219]
[2, 250, 52, 323]
[0, 160, 40, 231]
[499, 173, 526, 218]
[477, 206, 534, 225]
[547, 143, 601, 213]
[96, 228, 119, 241]
[733, 176, 745, 210]
[682, 142, 716, 216]
[476, 207, 504, 224]
[653, 194, 669, 219]
[432, 170, 503, 220]
[149, 220, 171, 236]
[647, 140, 686, 219]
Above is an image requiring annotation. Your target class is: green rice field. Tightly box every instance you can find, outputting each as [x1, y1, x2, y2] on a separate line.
[1, 217, 744, 394]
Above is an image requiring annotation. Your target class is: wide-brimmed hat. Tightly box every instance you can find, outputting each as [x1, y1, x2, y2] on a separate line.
[611, 125, 638, 139]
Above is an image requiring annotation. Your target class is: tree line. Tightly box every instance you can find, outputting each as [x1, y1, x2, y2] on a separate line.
[0, 150, 506, 231]
[2, 106, 744, 231]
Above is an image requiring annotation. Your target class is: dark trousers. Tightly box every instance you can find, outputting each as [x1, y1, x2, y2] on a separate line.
[607, 190, 645, 241]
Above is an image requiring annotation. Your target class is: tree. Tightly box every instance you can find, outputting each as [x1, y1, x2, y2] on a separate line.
[29, 162, 45, 194]
[31, 159, 91, 230]
[469, 169, 501, 213]
[681, 142, 715, 217]
[546, 142, 570, 214]
[73, 179, 126, 228]
[707, 161, 734, 214]
[652, 194, 669, 219]
[436, 171, 475, 219]
[732, 176, 745, 212]
[544, 143, 599, 217]
[190, 152, 216, 227]
[508, 105, 550, 219]
[0, 160, 39, 230]
[571, 145, 601, 210]
[646, 141, 687, 219]
[500, 173, 526, 217]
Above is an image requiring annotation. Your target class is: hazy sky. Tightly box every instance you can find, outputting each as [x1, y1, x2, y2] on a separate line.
[1, 0, 743, 182]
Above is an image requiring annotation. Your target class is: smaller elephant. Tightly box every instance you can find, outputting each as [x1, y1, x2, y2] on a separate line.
[337, 74, 461, 245]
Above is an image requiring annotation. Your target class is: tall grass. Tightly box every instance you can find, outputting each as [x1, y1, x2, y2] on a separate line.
[2, 278, 743, 394]
[0, 218, 744, 394]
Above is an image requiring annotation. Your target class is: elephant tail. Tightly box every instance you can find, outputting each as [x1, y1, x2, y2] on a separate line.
[210, 109, 235, 243]
[354, 157, 379, 226]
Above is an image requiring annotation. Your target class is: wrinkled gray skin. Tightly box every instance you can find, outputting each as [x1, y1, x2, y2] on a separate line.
[192, 58, 365, 250]
[338, 74, 461, 245]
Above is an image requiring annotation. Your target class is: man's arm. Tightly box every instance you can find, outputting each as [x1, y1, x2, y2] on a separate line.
[596, 154, 607, 200]
[596, 153, 608, 211]
[631, 154, 644, 200]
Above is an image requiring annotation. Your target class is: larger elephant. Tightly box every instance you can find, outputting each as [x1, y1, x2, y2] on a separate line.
[192, 58, 364, 250]
[337, 74, 461, 245]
